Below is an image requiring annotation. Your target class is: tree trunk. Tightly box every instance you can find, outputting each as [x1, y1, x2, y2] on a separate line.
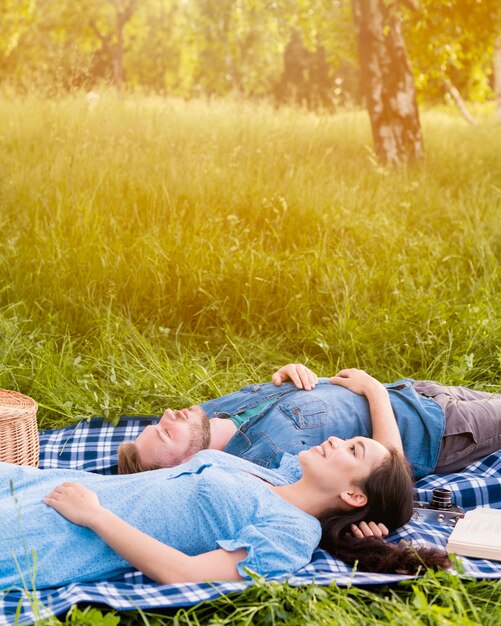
[494, 35, 501, 122]
[443, 78, 476, 125]
[112, 26, 125, 88]
[352, 0, 424, 164]
[111, 0, 134, 89]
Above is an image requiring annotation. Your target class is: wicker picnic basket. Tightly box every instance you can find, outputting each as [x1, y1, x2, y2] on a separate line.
[0, 389, 39, 467]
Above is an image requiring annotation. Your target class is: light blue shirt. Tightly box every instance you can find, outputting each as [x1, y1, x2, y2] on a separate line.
[0, 452, 318, 590]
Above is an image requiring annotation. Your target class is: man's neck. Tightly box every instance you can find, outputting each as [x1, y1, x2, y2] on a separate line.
[208, 417, 238, 450]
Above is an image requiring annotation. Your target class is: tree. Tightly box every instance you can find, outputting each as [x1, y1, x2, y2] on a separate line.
[0, 0, 94, 90]
[0, 0, 497, 113]
[351, 0, 423, 164]
[0, 0, 37, 81]
[125, 0, 180, 92]
[403, 0, 501, 123]
[495, 35, 501, 121]
[271, 1, 356, 109]
[88, 0, 138, 87]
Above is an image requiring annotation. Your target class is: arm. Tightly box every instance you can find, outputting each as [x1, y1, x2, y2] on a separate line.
[44, 483, 245, 584]
[330, 368, 404, 455]
[272, 363, 318, 390]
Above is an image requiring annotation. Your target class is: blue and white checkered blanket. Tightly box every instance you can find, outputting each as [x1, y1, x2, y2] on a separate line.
[1, 416, 500, 626]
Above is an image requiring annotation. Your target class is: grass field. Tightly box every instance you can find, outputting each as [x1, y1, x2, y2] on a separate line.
[0, 91, 500, 624]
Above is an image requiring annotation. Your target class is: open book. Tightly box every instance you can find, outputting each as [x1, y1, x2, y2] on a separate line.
[446, 508, 501, 561]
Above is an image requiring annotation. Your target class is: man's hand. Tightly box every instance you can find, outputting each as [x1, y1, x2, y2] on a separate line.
[44, 482, 103, 527]
[350, 521, 389, 539]
[330, 368, 381, 396]
[272, 364, 318, 390]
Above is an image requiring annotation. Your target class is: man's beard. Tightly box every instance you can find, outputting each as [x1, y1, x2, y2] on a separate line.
[185, 407, 212, 457]
[195, 408, 212, 451]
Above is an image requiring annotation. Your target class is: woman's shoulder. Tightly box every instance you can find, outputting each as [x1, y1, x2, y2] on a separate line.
[194, 456, 319, 527]
[188, 449, 272, 477]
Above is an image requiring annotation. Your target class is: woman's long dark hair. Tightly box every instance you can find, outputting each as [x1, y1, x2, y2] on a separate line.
[320, 448, 451, 573]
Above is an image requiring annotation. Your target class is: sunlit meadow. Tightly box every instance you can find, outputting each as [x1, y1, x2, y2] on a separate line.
[0, 91, 500, 623]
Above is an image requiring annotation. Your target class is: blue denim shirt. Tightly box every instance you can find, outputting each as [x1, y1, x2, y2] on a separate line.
[201, 378, 446, 479]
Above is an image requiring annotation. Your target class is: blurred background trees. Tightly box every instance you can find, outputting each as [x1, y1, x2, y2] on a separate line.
[1, 0, 498, 106]
[0, 0, 499, 162]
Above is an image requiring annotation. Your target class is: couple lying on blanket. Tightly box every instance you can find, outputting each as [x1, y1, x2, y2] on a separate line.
[1, 364, 500, 590]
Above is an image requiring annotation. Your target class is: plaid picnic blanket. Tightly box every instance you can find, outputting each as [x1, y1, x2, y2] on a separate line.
[1, 416, 501, 626]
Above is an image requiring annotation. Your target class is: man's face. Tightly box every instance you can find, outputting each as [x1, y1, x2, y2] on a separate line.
[135, 405, 211, 468]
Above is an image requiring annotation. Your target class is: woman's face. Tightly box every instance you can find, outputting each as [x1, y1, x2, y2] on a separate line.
[299, 435, 389, 496]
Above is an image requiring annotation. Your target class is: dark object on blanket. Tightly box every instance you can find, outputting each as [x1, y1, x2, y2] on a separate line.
[413, 488, 465, 528]
[430, 488, 457, 510]
[0, 389, 39, 467]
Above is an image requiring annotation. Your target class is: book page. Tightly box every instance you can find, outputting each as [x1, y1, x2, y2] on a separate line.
[447, 508, 501, 549]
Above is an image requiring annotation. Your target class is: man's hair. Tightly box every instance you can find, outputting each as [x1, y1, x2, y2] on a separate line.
[118, 417, 211, 474]
[319, 448, 451, 573]
[118, 442, 152, 474]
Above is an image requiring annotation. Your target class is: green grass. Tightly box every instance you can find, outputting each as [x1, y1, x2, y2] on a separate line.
[37, 571, 501, 625]
[0, 91, 500, 623]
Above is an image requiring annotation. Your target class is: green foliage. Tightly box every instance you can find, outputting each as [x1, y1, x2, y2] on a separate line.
[65, 606, 120, 626]
[38, 570, 501, 624]
[404, 0, 501, 102]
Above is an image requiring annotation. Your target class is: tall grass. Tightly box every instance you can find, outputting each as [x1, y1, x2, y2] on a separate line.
[49, 570, 501, 625]
[1, 92, 500, 428]
[1, 91, 500, 623]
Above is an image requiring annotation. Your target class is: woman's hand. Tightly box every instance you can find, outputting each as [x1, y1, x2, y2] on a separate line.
[272, 364, 318, 390]
[351, 521, 389, 539]
[332, 368, 404, 454]
[44, 482, 102, 527]
[330, 368, 381, 396]
[46, 484, 245, 584]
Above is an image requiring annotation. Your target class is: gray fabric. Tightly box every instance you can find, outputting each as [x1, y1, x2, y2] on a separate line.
[413, 381, 501, 473]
